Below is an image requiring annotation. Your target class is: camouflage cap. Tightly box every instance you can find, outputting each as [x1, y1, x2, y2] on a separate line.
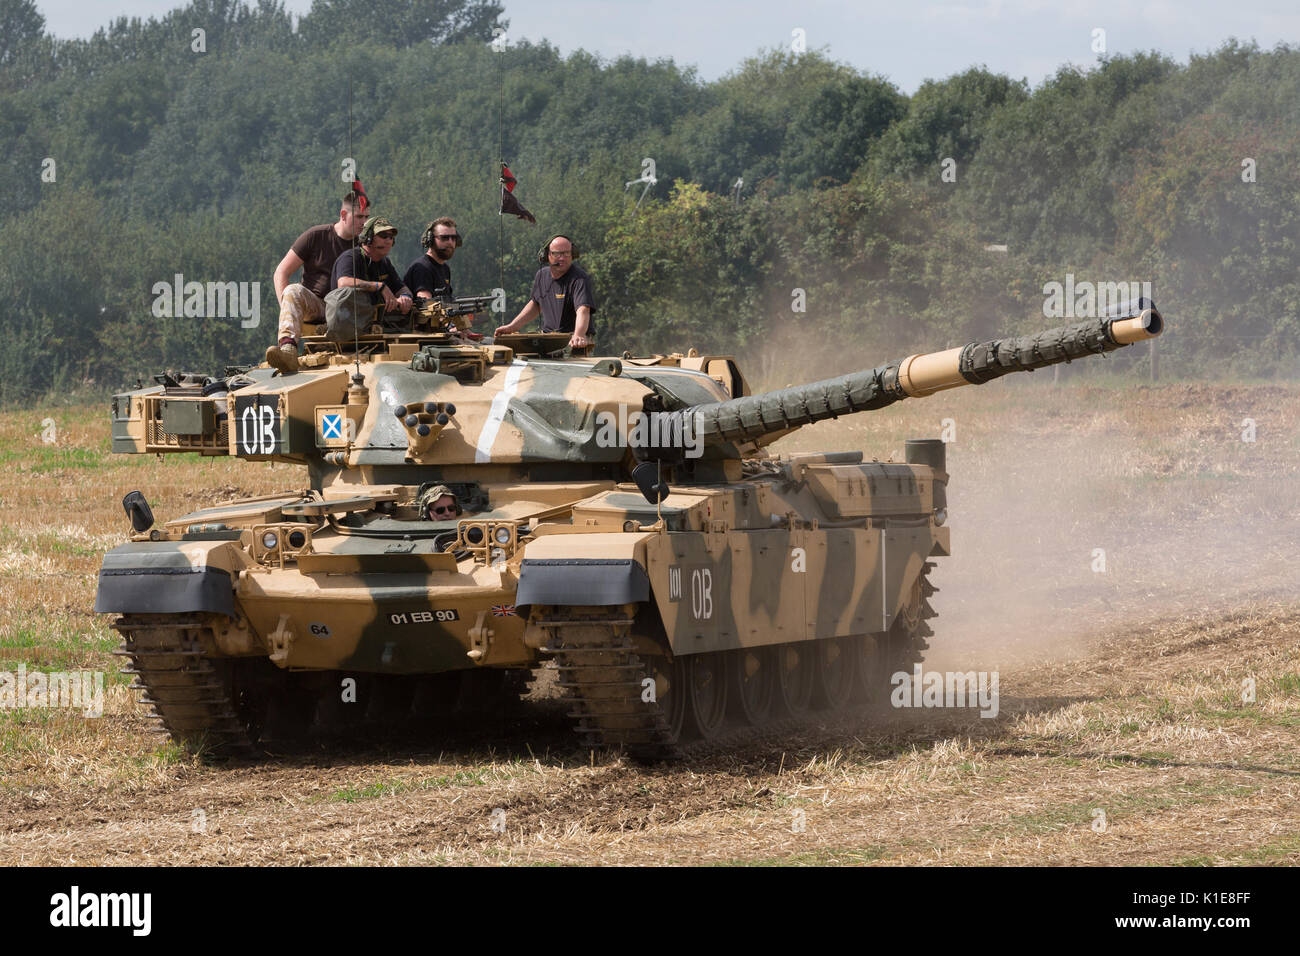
[417, 484, 460, 517]
[361, 216, 397, 243]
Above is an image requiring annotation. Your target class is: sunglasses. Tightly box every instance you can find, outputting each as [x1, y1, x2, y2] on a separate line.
[548, 250, 572, 258]
[430, 505, 456, 516]
[434, 233, 461, 242]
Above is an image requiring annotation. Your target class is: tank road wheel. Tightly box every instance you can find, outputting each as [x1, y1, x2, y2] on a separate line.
[650, 656, 689, 744]
[685, 652, 729, 740]
[729, 646, 776, 727]
[814, 636, 857, 712]
[775, 642, 815, 717]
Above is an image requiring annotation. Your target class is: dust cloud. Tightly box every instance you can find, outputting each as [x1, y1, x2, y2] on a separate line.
[776, 380, 1300, 674]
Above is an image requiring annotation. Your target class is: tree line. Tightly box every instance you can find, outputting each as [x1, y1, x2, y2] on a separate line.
[1, 0, 1296, 404]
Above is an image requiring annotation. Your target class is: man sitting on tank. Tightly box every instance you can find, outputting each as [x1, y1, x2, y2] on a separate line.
[330, 217, 414, 316]
[404, 216, 478, 333]
[417, 485, 461, 521]
[267, 188, 367, 375]
[495, 234, 596, 349]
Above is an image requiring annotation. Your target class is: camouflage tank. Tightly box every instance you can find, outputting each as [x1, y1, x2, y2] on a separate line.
[96, 300, 1164, 758]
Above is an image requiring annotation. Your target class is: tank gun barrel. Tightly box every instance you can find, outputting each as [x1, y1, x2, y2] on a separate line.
[678, 308, 1163, 448]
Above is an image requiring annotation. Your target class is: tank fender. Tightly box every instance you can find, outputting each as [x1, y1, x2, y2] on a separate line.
[516, 533, 655, 608]
[94, 540, 243, 618]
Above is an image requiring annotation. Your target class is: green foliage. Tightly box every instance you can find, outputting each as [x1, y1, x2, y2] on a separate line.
[297, 0, 504, 50]
[869, 67, 1029, 177]
[0, 0, 44, 67]
[0, 10, 1296, 402]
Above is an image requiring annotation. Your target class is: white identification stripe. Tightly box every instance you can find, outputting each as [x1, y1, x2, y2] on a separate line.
[476, 360, 527, 462]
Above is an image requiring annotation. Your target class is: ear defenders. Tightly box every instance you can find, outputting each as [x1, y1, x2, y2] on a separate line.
[537, 235, 580, 264]
[422, 222, 463, 249]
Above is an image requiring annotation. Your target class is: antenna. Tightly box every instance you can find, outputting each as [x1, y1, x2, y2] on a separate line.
[496, 38, 505, 307]
[348, 75, 362, 380]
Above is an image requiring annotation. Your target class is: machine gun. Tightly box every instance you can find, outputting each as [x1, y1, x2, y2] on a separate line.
[405, 294, 496, 331]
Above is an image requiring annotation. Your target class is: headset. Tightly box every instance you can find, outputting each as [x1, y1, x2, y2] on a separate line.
[356, 218, 395, 244]
[422, 220, 464, 250]
[537, 234, 580, 264]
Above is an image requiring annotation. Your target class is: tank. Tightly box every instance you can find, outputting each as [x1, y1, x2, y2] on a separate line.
[95, 300, 1165, 758]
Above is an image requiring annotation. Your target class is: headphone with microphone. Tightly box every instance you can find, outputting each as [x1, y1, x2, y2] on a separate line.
[537, 235, 580, 264]
[422, 221, 464, 250]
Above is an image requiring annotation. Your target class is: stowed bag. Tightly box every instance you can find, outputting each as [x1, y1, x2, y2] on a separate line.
[324, 287, 376, 342]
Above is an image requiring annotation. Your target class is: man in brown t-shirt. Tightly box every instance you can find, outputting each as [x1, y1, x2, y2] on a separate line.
[268, 191, 366, 374]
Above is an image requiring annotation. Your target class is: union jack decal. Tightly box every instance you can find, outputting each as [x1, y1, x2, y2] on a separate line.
[491, 604, 517, 617]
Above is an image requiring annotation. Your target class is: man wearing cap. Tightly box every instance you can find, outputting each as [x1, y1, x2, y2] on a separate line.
[496, 234, 596, 348]
[330, 216, 414, 315]
[268, 189, 366, 375]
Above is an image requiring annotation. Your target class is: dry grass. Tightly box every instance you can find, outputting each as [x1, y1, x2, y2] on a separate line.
[0, 384, 1297, 866]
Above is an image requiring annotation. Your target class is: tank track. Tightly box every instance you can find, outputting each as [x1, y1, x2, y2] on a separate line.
[539, 562, 939, 761]
[538, 611, 685, 760]
[112, 614, 259, 755]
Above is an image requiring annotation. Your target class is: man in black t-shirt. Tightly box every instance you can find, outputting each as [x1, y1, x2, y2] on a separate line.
[330, 217, 413, 315]
[496, 235, 596, 347]
[404, 217, 460, 302]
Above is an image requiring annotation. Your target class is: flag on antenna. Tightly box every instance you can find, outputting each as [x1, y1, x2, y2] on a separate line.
[349, 179, 370, 214]
[499, 164, 536, 224]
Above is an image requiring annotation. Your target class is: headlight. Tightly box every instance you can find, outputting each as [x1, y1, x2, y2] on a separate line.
[262, 531, 279, 550]
[287, 530, 307, 550]
[493, 526, 512, 546]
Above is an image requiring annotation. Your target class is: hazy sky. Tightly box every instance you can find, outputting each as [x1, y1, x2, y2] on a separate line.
[32, 0, 1300, 92]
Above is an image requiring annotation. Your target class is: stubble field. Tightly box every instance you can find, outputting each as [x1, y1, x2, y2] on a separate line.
[1, 378, 1297, 866]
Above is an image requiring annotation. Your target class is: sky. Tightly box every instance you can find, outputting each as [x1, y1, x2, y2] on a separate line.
[32, 0, 1300, 93]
